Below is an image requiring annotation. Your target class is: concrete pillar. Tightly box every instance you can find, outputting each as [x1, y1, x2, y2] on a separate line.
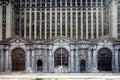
[114, 48, 119, 72]
[45, 8, 47, 39]
[96, 8, 99, 38]
[6, 4, 12, 38]
[34, 8, 37, 39]
[50, 8, 52, 38]
[0, 6, 2, 40]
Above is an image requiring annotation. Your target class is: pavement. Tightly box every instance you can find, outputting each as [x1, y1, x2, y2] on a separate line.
[0, 73, 120, 79]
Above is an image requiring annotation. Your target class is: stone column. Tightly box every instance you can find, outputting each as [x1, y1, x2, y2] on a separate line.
[87, 49, 92, 72]
[5, 47, 9, 72]
[91, 48, 98, 72]
[70, 48, 74, 72]
[0, 49, 4, 72]
[31, 48, 35, 72]
[26, 48, 32, 73]
[114, 48, 119, 72]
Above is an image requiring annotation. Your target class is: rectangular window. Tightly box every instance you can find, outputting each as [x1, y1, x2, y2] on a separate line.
[77, 0, 81, 6]
[57, 0, 60, 7]
[26, 12, 29, 38]
[31, 12, 34, 39]
[78, 12, 81, 39]
[67, 0, 71, 7]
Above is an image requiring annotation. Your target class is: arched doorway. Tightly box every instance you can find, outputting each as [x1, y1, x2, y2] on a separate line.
[80, 60, 86, 72]
[37, 59, 43, 72]
[54, 48, 68, 72]
[98, 48, 112, 71]
[12, 48, 25, 71]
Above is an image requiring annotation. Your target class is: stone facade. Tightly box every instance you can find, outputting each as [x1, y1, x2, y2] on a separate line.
[0, 36, 120, 73]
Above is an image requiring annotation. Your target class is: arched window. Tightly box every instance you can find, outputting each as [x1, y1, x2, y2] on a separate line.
[80, 60, 86, 72]
[54, 48, 68, 67]
[12, 48, 25, 71]
[37, 59, 43, 71]
[98, 48, 112, 71]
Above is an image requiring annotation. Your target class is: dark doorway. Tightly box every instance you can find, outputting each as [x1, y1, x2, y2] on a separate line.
[37, 59, 42, 71]
[98, 48, 112, 71]
[12, 48, 25, 71]
[80, 60, 86, 72]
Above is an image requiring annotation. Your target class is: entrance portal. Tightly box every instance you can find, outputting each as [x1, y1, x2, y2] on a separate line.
[12, 48, 25, 71]
[98, 48, 112, 71]
[80, 60, 86, 72]
[54, 48, 68, 72]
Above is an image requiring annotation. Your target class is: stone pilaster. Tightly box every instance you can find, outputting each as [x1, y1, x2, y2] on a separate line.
[91, 48, 98, 72]
[43, 48, 48, 72]
[5, 46, 9, 72]
[31, 48, 35, 72]
[49, 47, 54, 73]
[114, 48, 119, 72]
[87, 49, 92, 72]
[75, 47, 79, 72]
[70, 48, 74, 72]
[26, 47, 32, 73]
[0, 49, 3, 72]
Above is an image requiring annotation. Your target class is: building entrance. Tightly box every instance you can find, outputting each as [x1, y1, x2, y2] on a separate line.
[12, 48, 25, 71]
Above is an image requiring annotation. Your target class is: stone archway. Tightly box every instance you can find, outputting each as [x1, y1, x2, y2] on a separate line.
[37, 59, 43, 72]
[54, 48, 69, 72]
[98, 48, 112, 71]
[12, 48, 25, 71]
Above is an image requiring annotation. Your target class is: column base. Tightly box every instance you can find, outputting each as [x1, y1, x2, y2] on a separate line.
[91, 68, 99, 73]
[113, 69, 119, 73]
[26, 67, 33, 73]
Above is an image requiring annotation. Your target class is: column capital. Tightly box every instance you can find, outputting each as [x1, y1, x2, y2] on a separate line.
[115, 46, 119, 50]
[5, 46, 9, 50]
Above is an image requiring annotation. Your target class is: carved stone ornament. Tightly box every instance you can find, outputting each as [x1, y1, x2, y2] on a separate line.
[0, 0, 9, 5]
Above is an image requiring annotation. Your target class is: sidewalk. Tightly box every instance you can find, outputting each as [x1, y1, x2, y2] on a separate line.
[0, 73, 120, 80]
